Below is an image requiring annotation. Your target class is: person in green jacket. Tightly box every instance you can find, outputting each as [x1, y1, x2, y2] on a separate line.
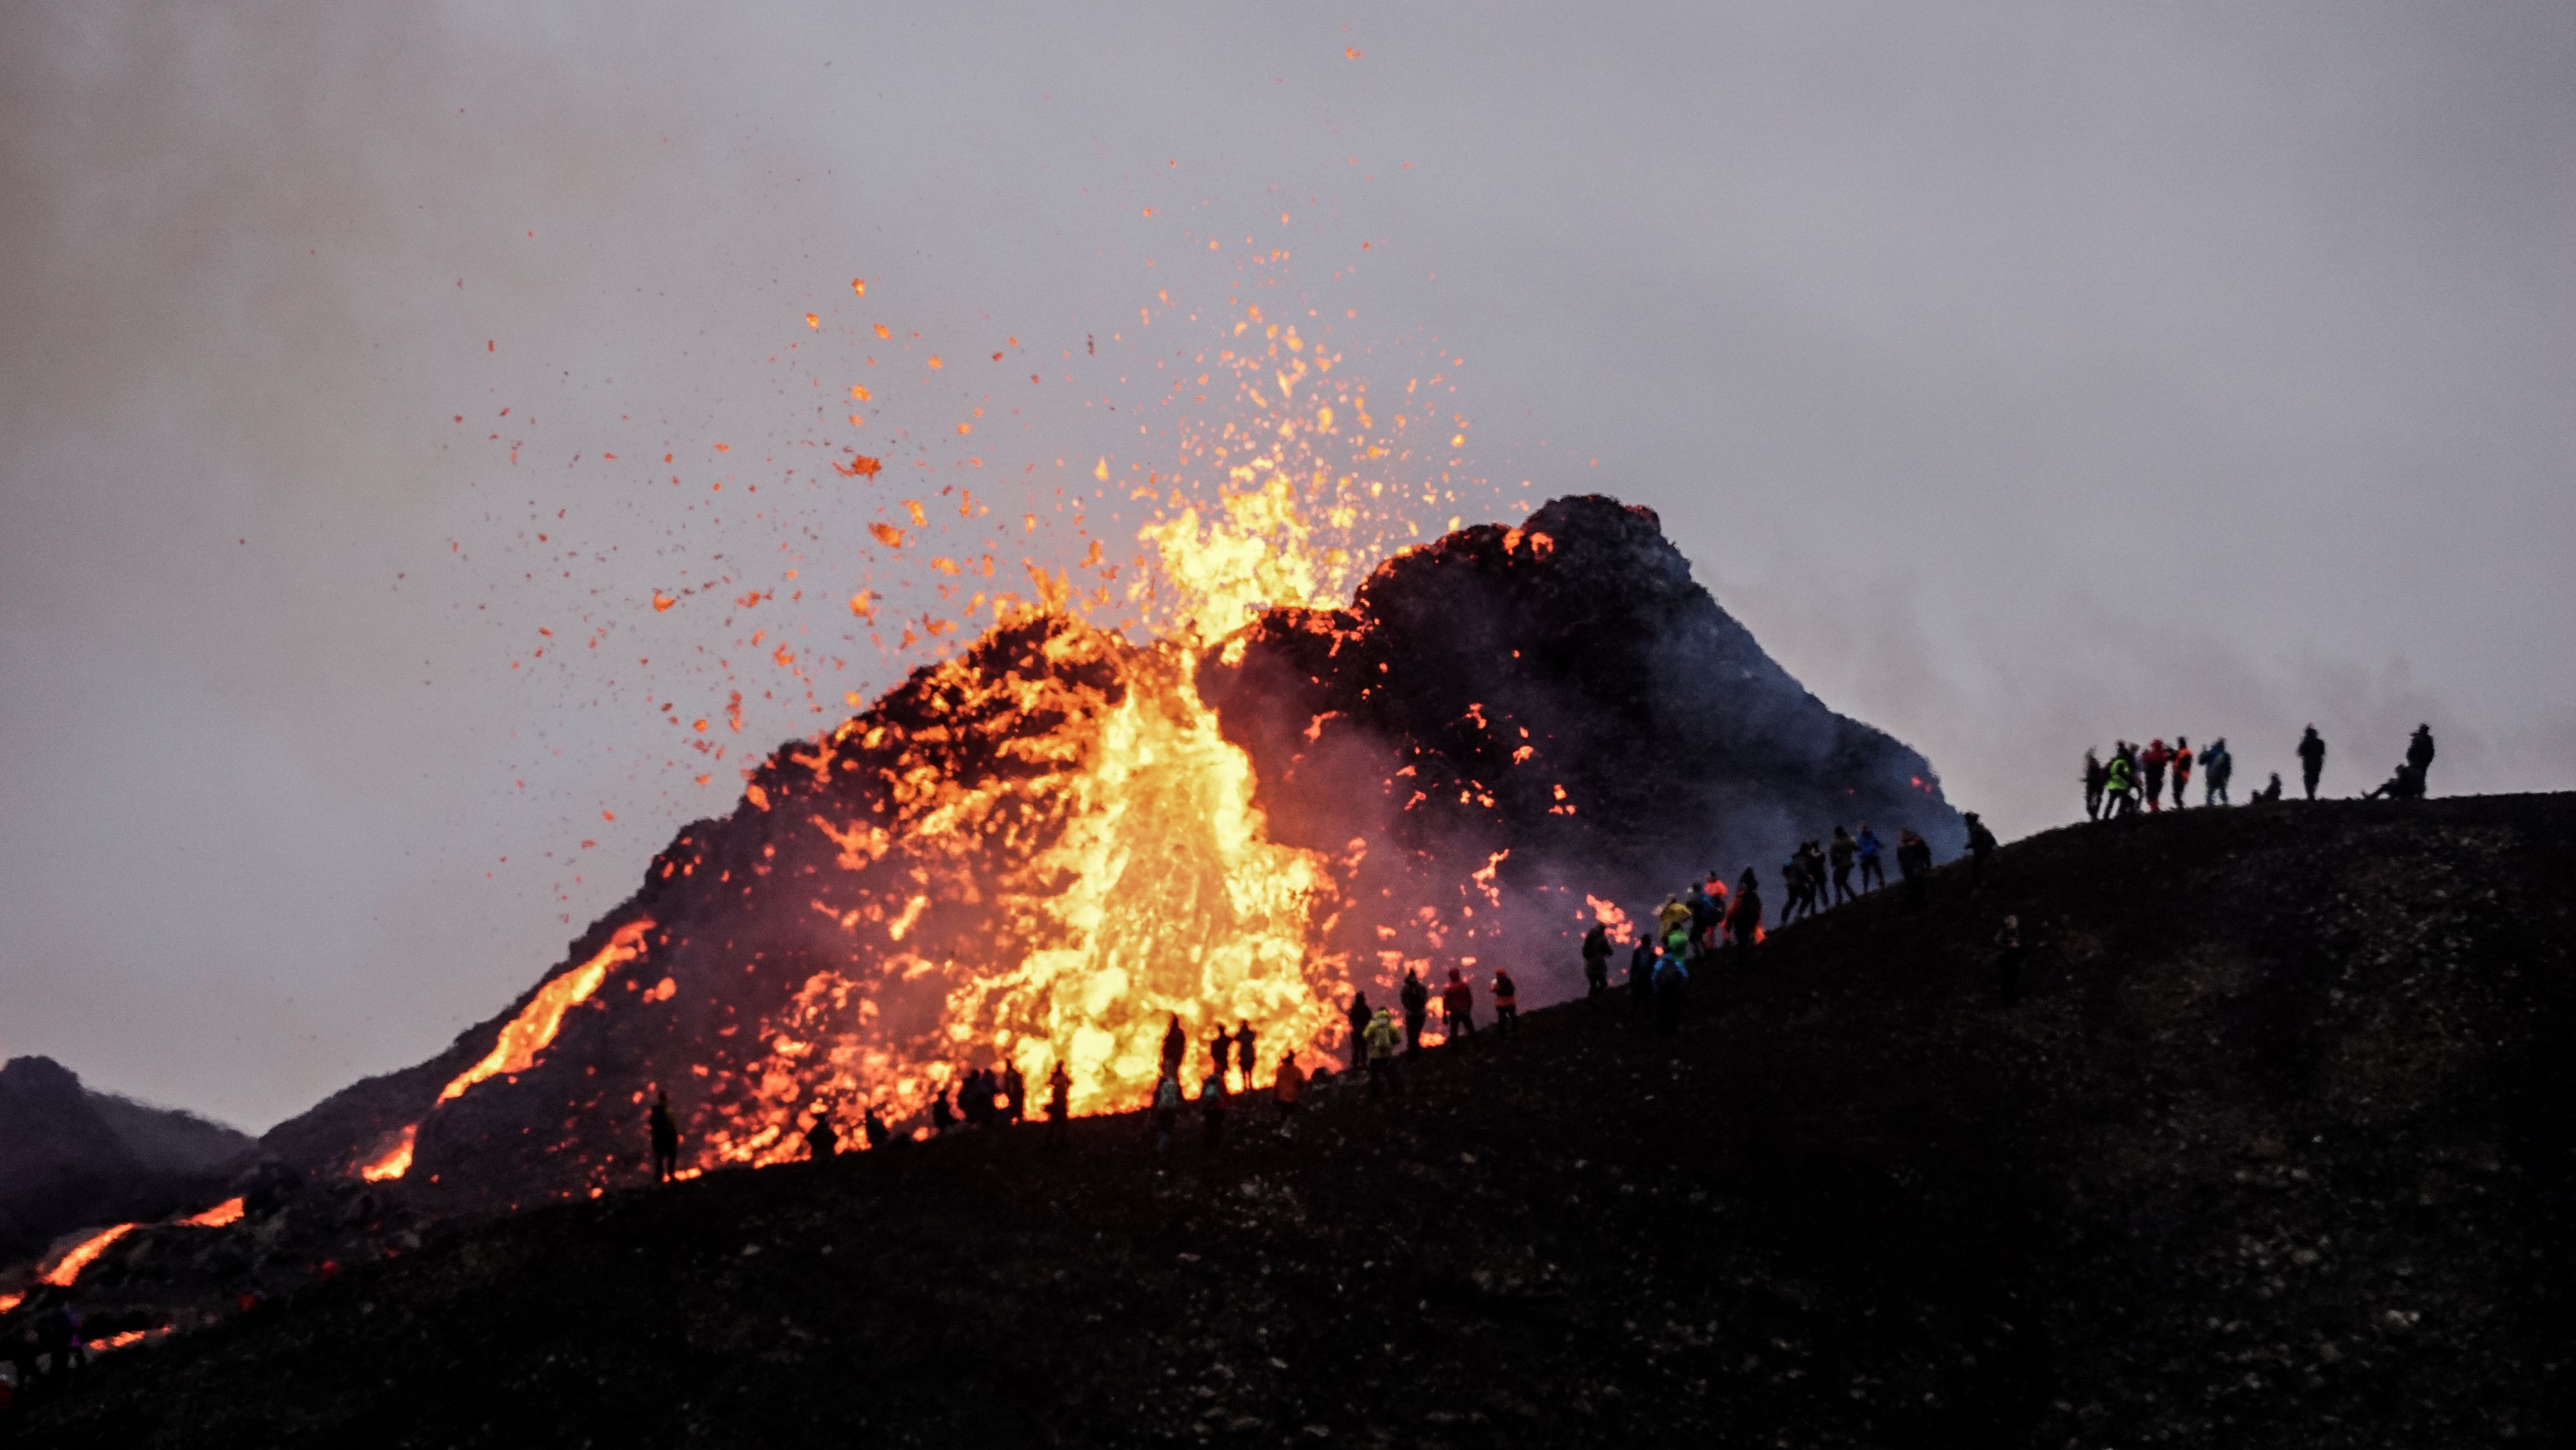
[1362, 1008, 1404, 1101]
[2102, 753, 2136, 819]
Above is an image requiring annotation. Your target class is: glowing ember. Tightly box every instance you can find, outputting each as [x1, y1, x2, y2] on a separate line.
[178, 1196, 245, 1228]
[41, 1223, 138, 1287]
[0, 1292, 21, 1314]
[358, 1124, 417, 1182]
[437, 920, 657, 1104]
[86, 1328, 154, 1352]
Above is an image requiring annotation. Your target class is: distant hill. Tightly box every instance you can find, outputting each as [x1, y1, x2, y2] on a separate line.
[0, 1057, 253, 1265]
[20, 793, 2573, 1448]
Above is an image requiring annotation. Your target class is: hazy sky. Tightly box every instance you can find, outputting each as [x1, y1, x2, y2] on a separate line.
[5, 4, 2571, 1130]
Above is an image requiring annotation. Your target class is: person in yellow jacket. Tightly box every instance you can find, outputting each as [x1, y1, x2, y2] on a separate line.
[1362, 1008, 1403, 1100]
[1655, 894, 1693, 943]
[2102, 752, 2137, 819]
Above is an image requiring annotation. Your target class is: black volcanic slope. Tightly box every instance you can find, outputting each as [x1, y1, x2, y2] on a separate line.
[0, 1058, 252, 1266]
[20, 794, 2575, 1447]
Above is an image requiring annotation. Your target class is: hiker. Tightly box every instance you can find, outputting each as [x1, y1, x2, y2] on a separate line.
[2407, 724, 2436, 795]
[1151, 1073, 1182, 1152]
[1492, 968, 1519, 1037]
[1994, 915, 2025, 1004]
[2203, 737, 2233, 806]
[1856, 823, 1886, 891]
[1655, 894, 1693, 949]
[2102, 752, 2135, 819]
[1778, 853, 1811, 925]
[1441, 968, 1477, 1045]
[1896, 829, 1933, 907]
[649, 1090, 680, 1183]
[1581, 923, 1613, 998]
[1160, 1014, 1188, 1084]
[1399, 969, 1432, 1052]
[1235, 1021, 1260, 1092]
[1046, 1061, 1073, 1123]
[2298, 725, 2326, 800]
[2139, 739, 2171, 813]
[1008, 1063, 1031, 1122]
[2082, 748, 2107, 820]
[1628, 933, 1656, 1020]
[1345, 992, 1373, 1070]
[1362, 1008, 1403, 1099]
[1802, 841, 1829, 911]
[2170, 737, 2194, 810]
[1726, 869, 1764, 951]
[1200, 1065, 1229, 1149]
[804, 1114, 839, 1161]
[34, 1304, 78, 1380]
[1208, 1025, 1235, 1086]
[1963, 812, 1998, 892]
[1829, 826, 1858, 904]
[1653, 949, 1689, 1033]
[2253, 770, 2282, 803]
[930, 1084, 957, 1136]
[1273, 1055, 1306, 1122]
[863, 1105, 893, 1150]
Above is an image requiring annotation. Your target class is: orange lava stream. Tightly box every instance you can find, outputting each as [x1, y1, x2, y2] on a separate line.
[358, 1124, 417, 1182]
[438, 919, 657, 1103]
[41, 1223, 138, 1287]
[177, 1196, 245, 1228]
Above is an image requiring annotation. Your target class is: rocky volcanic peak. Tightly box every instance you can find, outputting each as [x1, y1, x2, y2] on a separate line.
[1203, 493, 1957, 941]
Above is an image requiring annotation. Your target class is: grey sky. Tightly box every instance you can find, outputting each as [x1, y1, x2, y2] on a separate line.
[4, 4, 2571, 1129]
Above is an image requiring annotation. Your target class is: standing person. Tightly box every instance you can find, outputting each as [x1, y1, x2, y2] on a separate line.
[649, 1090, 680, 1184]
[1628, 933, 1656, 1021]
[1234, 1020, 1259, 1092]
[1362, 1008, 1403, 1100]
[1726, 869, 1764, 951]
[1829, 826, 1858, 904]
[930, 1085, 957, 1136]
[804, 1113, 839, 1161]
[2203, 737, 2233, 805]
[1491, 968, 1519, 1037]
[1440, 968, 1477, 1046]
[1778, 853, 1810, 925]
[2298, 725, 2326, 800]
[2169, 737, 2194, 811]
[1963, 813, 1998, 893]
[2407, 723, 2436, 795]
[1855, 823, 1886, 892]
[1399, 969, 1432, 1052]
[1994, 915, 2025, 1004]
[1207, 1025, 1235, 1087]
[1896, 829, 1933, 907]
[1655, 894, 1693, 949]
[1199, 1065, 1229, 1149]
[2082, 748, 2107, 820]
[1344, 993, 1373, 1070]
[1046, 1061, 1073, 1123]
[863, 1105, 893, 1150]
[1273, 1055, 1306, 1123]
[1151, 1072, 1181, 1152]
[1580, 923, 1613, 998]
[1003, 1062, 1028, 1123]
[2139, 739, 2171, 813]
[1160, 1014, 1188, 1084]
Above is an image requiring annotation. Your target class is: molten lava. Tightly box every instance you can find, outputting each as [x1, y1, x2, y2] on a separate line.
[42, 1223, 138, 1287]
[178, 1196, 246, 1229]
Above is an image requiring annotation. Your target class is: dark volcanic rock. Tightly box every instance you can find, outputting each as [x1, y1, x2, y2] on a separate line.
[19, 794, 2575, 1449]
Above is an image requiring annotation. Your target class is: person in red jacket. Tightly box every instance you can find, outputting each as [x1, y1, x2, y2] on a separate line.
[2140, 739, 2173, 813]
[1440, 967, 1477, 1046]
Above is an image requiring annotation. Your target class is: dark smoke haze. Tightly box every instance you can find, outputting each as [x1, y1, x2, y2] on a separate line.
[3, 4, 2571, 1129]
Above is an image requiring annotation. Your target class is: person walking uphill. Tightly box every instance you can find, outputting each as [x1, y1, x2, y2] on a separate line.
[1492, 968, 1519, 1037]
[1725, 869, 1764, 951]
[2101, 752, 2135, 819]
[1400, 968, 1432, 1052]
[1628, 934, 1656, 1021]
[649, 1090, 680, 1184]
[1963, 813, 1998, 892]
[1830, 826, 1858, 904]
[2298, 725, 2326, 800]
[2082, 748, 2107, 820]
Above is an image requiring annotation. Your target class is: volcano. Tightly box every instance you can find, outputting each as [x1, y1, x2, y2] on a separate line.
[256, 495, 1955, 1214]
